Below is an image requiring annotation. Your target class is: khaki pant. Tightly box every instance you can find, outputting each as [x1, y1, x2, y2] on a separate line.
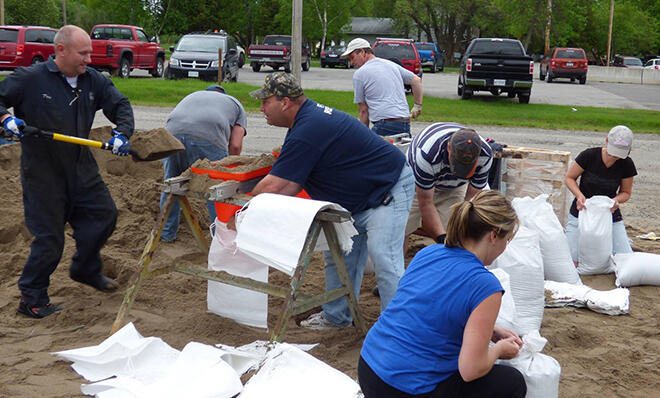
[405, 184, 468, 236]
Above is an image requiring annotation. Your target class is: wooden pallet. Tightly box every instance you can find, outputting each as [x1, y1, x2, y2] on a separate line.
[494, 145, 571, 225]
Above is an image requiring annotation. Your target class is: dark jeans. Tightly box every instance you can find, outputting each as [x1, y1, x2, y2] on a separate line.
[358, 356, 526, 398]
[19, 148, 117, 307]
[159, 135, 228, 241]
[371, 120, 411, 137]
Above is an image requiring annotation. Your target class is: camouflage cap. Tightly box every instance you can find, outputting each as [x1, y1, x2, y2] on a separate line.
[249, 72, 304, 99]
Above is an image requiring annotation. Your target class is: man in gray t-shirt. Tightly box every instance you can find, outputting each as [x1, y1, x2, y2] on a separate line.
[160, 85, 247, 241]
[341, 37, 423, 137]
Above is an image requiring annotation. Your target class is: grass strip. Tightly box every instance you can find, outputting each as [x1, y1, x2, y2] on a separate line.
[108, 79, 660, 134]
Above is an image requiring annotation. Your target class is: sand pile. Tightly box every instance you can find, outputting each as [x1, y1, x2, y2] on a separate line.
[0, 136, 658, 397]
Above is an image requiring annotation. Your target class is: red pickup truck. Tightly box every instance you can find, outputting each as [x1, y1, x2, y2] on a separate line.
[248, 35, 310, 73]
[89, 24, 165, 78]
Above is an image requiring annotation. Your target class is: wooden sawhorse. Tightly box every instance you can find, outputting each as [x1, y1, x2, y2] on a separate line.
[110, 177, 367, 341]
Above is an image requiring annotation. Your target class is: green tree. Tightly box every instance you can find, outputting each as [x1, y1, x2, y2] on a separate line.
[6, 0, 60, 27]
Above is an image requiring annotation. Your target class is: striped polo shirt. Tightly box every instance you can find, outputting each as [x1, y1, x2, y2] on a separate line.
[407, 122, 493, 190]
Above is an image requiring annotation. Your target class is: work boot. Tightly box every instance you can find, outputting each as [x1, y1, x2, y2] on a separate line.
[71, 273, 119, 293]
[17, 297, 63, 319]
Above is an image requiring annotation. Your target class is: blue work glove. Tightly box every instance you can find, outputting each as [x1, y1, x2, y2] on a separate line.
[107, 129, 131, 156]
[2, 115, 25, 138]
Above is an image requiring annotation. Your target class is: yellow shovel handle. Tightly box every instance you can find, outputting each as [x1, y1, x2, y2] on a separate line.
[52, 133, 107, 149]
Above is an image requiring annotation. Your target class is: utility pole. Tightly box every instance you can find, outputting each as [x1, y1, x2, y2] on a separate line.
[62, 0, 67, 25]
[606, 0, 614, 66]
[291, 0, 302, 83]
[544, 0, 552, 55]
[1, 0, 4, 25]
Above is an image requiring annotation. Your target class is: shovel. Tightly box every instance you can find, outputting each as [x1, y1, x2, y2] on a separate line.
[21, 126, 183, 162]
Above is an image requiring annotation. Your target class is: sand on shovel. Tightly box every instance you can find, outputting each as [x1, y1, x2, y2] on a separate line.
[130, 127, 184, 161]
[89, 126, 184, 161]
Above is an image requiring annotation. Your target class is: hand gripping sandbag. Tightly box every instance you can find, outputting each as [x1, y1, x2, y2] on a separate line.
[491, 225, 544, 336]
[577, 196, 616, 275]
[512, 195, 581, 285]
[612, 252, 660, 287]
[498, 330, 561, 398]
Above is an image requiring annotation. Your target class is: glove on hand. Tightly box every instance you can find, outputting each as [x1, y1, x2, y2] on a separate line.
[2, 115, 25, 138]
[108, 129, 131, 156]
[410, 103, 422, 119]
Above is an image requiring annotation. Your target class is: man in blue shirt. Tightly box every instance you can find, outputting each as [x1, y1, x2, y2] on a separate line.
[248, 72, 415, 329]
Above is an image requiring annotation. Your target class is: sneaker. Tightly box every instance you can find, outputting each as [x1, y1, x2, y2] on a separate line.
[17, 298, 63, 319]
[300, 312, 347, 331]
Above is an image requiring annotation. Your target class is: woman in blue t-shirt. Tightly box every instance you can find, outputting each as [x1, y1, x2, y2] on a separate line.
[358, 190, 526, 398]
[564, 125, 637, 266]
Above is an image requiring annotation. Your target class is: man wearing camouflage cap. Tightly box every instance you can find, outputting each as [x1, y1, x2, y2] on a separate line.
[249, 72, 415, 330]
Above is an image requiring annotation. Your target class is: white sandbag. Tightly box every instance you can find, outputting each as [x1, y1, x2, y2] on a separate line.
[238, 343, 361, 398]
[512, 195, 581, 285]
[491, 225, 544, 336]
[544, 280, 629, 315]
[577, 196, 615, 275]
[612, 252, 660, 287]
[488, 267, 518, 332]
[498, 331, 561, 398]
[208, 220, 268, 329]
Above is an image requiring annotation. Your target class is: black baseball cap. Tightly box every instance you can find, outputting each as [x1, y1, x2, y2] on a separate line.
[449, 129, 481, 179]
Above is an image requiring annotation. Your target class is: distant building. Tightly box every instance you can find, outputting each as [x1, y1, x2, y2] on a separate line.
[342, 17, 402, 45]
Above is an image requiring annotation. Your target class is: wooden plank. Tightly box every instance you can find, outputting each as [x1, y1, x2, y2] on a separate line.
[321, 221, 367, 335]
[271, 222, 322, 342]
[173, 264, 289, 298]
[110, 193, 177, 334]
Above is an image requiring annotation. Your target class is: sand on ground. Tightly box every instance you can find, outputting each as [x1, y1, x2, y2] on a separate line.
[0, 127, 658, 398]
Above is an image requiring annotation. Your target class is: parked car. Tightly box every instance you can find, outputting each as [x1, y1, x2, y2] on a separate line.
[372, 37, 422, 79]
[165, 32, 240, 82]
[237, 45, 245, 68]
[612, 55, 643, 68]
[0, 25, 56, 69]
[90, 24, 165, 78]
[414, 41, 444, 73]
[458, 38, 534, 103]
[320, 45, 350, 68]
[643, 58, 660, 70]
[248, 35, 311, 72]
[539, 47, 588, 84]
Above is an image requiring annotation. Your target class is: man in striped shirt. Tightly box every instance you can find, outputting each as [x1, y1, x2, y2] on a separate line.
[406, 122, 493, 244]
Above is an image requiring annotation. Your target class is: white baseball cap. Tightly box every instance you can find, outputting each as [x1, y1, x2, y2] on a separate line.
[607, 125, 633, 159]
[341, 38, 371, 58]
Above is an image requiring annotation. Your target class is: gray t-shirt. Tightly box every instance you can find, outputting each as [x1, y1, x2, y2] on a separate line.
[165, 90, 247, 150]
[353, 57, 415, 122]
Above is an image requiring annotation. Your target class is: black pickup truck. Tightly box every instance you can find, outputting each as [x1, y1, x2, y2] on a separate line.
[457, 38, 534, 103]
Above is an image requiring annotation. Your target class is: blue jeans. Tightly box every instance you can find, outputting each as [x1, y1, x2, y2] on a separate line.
[160, 135, 228, 241]
[371, 120, 411, 137]
[321, 165, 415, 326]
[565, 214, 633, 263]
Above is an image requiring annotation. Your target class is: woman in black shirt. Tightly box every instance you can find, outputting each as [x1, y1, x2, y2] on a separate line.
[564, 125, 637, 267]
